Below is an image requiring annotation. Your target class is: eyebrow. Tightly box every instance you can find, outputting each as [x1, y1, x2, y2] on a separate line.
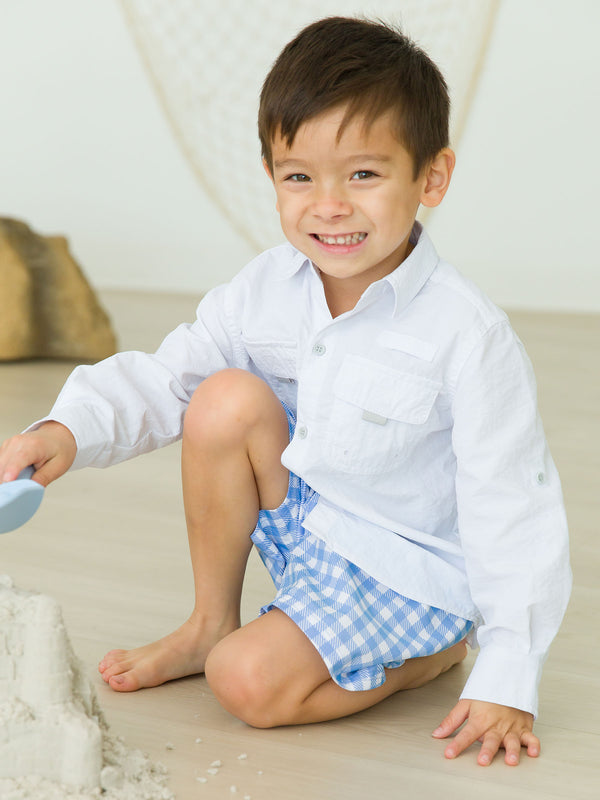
[273, 158, 308, 170]
[273, 154, 392, 170]
[346, 154, 392, 163]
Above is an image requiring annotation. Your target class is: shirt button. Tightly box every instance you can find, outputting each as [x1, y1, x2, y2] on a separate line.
[312, 343, 326, 356]
[297, 425, 308, 439]
[536, 471, 546, 485]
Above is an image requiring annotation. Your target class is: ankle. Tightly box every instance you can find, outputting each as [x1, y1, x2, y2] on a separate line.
[187, 607, 240, 641]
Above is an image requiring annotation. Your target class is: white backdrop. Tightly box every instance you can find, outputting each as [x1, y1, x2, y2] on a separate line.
[1, 0, 599, 311]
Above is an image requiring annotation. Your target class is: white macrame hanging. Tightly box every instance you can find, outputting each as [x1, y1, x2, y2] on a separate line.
[119, 0, 499, 252]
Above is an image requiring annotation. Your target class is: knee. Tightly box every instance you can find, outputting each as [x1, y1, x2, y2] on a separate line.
[183, 369, 274, 448]
[204, 637, 281, 729]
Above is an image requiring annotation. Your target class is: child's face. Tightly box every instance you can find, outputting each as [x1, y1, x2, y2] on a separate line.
[266, 106, 451, 305]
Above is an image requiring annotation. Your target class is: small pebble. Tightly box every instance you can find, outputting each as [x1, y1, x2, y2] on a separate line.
[165, 742, 175, 750]
[244, 796, 252, 800]
[210, 760, 223, 768]
[206, 768, 219, 776]
[195, 738, 203, 744]
[196, 777, 208, 784]
[230, 787, 238, 794]
[237, 753, 248, 760]
[257, 770, 263, 775]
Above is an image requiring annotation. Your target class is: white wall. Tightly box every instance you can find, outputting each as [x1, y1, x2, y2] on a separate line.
[427, 0, 600, 312]
[1, 0, 599, 311]
[0, 0, 255, 295]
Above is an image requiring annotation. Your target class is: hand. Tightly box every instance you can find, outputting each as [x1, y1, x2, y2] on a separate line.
[432, 698, 540, 766]
[0, 422, 77, 487]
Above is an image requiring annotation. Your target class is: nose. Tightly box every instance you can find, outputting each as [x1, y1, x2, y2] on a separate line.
[311, 183, 352, 221]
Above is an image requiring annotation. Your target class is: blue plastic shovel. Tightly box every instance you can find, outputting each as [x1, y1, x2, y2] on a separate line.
[0, 466, 44, 534]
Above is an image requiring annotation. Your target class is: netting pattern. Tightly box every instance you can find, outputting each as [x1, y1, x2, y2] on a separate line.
[119, 0, 499, 251]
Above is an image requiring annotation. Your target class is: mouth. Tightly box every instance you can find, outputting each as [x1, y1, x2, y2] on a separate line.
[312, 232, 367, 246]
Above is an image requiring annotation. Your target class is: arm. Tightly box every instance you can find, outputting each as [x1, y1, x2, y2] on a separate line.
[24, 283, 245, 471]
[436, 321, 570, 763]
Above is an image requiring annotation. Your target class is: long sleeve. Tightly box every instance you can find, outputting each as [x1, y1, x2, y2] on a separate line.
[32, 283, 245, 468]
[452, 321, 571, 716]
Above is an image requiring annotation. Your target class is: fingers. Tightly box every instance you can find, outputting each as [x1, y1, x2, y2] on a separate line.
[476, 730, 505, 766]
[481, 729, 540, 767]
[432, 698, 471, 739]
[29, 456, 69, 488]
[444, 725, 536, 766]
[0, 435, 38, 483]
[442, 718, 485, 761]
[522, 730, 541, 760]
[0, 423, 76, 486]
[436, 700, 540, 767]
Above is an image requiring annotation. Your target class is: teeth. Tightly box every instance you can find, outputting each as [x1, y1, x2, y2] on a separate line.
[316, 232, 366, 245]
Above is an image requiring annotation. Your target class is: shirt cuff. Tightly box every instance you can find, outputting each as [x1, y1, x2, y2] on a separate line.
[460, 644, 546, 718]
[24, 405, 110, 470]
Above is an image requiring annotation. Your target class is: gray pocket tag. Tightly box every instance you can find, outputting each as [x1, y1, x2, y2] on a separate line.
[362, 409, 388, 426]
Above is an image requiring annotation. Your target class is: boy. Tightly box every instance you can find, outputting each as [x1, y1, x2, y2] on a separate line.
[0, 17, 570, 766]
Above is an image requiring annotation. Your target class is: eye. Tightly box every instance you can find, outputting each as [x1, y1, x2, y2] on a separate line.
[351, 170, 376, 180]
[285, 173, 311, 183]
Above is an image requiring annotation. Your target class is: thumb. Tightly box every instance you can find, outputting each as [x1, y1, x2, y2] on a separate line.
[29, 463, 57, 488]
[432, 699, 471, 739]
[31, 455, 73, 488]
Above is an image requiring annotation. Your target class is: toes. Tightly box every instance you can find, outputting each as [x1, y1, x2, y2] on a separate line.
[99, 652, 134, 683]
[108, 671, 141, 692]
[99, 651, 153, 692]
[98, 649, 126, 673]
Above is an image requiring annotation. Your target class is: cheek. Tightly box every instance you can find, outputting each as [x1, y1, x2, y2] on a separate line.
[274, 205, 300, 243]
[375, 191, 417, 231]
[276, 197, 300, 228]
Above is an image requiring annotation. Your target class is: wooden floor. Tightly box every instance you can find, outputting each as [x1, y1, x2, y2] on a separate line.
[0, 291, 598, 800]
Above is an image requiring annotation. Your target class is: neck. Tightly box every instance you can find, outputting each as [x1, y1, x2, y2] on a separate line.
[318, 272, 370, 318]
[318, 240, 415, 318]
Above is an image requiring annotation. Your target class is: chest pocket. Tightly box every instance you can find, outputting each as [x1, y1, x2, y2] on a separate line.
[325, 355, 441, 474]
[242, 338, 298, 404]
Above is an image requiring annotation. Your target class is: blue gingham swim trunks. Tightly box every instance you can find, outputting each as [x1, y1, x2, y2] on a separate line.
[251, 403, 473, 692]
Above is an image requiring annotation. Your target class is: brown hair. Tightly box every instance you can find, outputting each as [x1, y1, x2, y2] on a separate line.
[258, 16, 450, 179]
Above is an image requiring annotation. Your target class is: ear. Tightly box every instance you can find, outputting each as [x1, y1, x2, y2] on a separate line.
[419, 148, 455, 208]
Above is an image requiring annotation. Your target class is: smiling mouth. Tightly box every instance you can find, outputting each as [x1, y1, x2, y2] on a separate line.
[312, 232, 367, 246]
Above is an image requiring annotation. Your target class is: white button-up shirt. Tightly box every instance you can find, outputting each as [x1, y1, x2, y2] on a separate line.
[43, 224, 571, 716]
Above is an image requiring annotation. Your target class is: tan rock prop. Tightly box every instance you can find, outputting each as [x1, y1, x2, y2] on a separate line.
[0, 218, 117, 361]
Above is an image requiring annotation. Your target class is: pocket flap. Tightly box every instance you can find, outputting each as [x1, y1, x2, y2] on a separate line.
[333, 355, 441, 424]
[376, 331, 438, 361]
[242, 338, 297, 379]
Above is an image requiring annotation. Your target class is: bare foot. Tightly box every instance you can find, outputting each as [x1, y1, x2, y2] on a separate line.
[98, 615, 232, 692]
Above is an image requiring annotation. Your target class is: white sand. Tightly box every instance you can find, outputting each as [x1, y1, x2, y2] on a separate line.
[0, 575, 173, 799]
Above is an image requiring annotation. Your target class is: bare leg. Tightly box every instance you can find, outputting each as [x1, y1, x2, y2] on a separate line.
[205, 607, 467, 728]
[99, 369, 290, 691]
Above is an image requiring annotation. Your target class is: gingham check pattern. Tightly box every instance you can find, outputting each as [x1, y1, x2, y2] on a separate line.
[251, 405, 472, 692]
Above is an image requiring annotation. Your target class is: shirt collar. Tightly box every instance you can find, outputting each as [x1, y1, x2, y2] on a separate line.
[274, 244, 312, 280]
[276, 222, 439, 316]
[382, 222, 440, 316]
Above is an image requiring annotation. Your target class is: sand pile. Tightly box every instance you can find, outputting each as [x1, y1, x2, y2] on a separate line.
[0, 575, 174, 799]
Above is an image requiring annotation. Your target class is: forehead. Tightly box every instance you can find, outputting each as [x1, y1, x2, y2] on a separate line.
[271, 106, 405, 161]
